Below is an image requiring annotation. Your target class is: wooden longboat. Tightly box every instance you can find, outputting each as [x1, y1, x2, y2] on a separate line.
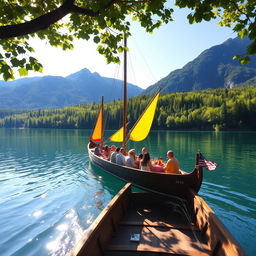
[88, 37, 205, 197]
[88, 142, 203, 197]
[70, 183, 246, 256]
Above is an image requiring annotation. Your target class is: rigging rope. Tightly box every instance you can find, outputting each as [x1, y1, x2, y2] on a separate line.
[131, 34, 157, 86]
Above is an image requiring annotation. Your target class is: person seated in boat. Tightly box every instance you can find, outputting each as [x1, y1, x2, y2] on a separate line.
[116, 148, 126, 166]
[140, 153, 153, 172]
[100, 144, 105, 151]
[110, 146, 119, 163]
[135, 153, 143, 168]
[109, 145, 116, 156]
[163, 150, 180, 174]
[142, 147, 147, 155]
[125, 149, 137, 168]
[103, 145, 111, 160]
[94, 145, 102, 156]
[110, 145, 116, 153]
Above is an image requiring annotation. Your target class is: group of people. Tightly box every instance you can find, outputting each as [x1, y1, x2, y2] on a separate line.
[93, 144, 180, 174]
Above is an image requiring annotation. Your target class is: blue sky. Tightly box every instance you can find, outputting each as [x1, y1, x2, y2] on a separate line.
[29, 6, 235, 89]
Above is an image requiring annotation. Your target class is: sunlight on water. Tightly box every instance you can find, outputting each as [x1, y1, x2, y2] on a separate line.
[0, 129, 255, 256]
[31, 210, 43, 218]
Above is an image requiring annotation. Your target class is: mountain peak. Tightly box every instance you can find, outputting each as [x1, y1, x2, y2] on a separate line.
[66, 68, 92, 80]
[0, 68, 142, 109]
[144, 37, 256, 94]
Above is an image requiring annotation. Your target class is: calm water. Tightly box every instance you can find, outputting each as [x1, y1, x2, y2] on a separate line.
[0, 128, 255, 256]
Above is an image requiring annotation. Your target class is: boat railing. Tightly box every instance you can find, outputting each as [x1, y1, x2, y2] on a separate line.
[70, 183, 132, 256]
[193, 193, 246, 256]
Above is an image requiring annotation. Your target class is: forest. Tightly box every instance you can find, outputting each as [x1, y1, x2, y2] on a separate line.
[0, 86, 255, 131]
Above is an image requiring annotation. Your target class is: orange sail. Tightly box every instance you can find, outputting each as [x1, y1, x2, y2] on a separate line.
[91, 98, 103, 142]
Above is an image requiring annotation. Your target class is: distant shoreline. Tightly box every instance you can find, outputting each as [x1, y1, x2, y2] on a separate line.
[1, 87, 256, 131]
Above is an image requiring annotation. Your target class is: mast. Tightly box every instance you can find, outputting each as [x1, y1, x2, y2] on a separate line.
[123, 34, 127, 151]
[100, 95, 104, 147]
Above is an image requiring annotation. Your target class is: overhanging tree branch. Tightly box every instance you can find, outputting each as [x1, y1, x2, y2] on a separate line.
[0, 0, 117, 39]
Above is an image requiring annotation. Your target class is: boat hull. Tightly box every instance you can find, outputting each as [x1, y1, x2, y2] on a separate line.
[71, 183, 246, 256]
[88, 142, 203, 197]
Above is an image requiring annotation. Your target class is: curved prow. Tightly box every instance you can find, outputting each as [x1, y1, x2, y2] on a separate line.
[196, 152, 200, 166]
[194, 152, 203, 194]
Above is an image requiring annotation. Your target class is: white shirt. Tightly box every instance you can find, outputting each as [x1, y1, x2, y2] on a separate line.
[125, 156, 136, 168]
[110, 152, 117, 163]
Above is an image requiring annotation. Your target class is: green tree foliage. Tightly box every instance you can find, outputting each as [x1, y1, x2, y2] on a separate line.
[1, 0, 256, 80]
[0, 86, 256, 130]
[176, 0, 256, 64]
[0, 0, 173, 80]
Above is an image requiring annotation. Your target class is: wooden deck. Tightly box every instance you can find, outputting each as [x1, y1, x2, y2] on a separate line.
[104, 193, 210, 256]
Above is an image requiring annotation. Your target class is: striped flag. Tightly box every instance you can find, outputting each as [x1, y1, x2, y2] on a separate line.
[199, 153, 218, 171]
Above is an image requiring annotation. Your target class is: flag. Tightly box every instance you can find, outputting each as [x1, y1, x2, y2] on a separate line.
[199, 153, 218, 171]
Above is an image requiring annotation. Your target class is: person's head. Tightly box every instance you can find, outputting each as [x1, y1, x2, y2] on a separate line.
[120, 148, 125, 154]
[128, 149, 136, 158]
[138, 153, 143, 159]
[116, 147, 120, 153]
[167, 150, 174, 158]
[104, 145, 108, 151]
[142, 147, 147, 155]
[111, 145, 116, 152]
[142, 152, 150, 165]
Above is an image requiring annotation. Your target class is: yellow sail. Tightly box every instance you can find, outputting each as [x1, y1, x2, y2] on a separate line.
[91, 102, 103, 142]
[109, 126, 124, 142]
[129, 92, 160, 142]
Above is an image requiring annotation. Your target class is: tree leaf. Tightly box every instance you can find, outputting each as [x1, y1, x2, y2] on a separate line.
[93, 36, 100, 43]
[18, 67, 28, 77]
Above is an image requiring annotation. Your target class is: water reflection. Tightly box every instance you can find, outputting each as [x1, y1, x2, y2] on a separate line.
[0, 129, 114, 256]
[0, 129, 255, 256]
[88, 162, 146, 194]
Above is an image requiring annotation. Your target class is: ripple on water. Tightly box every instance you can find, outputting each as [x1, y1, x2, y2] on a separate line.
[1, 129, 255, 256]
[201, 182, 255, 213]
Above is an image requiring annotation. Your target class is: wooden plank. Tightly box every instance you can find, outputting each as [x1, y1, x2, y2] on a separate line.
[106, 245, 210, 256]
[119, 220, 199, 231]
[106, 225, 210, 256]
[194, 195, 246, 256]
[121, 195, 192, 230]
[105, 252, 173, 256]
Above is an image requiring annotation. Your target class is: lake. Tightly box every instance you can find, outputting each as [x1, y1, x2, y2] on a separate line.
[0, 128, 255, 256]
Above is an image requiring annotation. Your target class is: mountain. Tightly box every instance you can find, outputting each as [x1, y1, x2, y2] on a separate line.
[0, 69, 142, 109]
[1, 37, 255, 110]
[144, 37, 256, 94]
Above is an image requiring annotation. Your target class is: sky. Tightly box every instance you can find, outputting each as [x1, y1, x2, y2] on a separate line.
[27, 6, 236, 89]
